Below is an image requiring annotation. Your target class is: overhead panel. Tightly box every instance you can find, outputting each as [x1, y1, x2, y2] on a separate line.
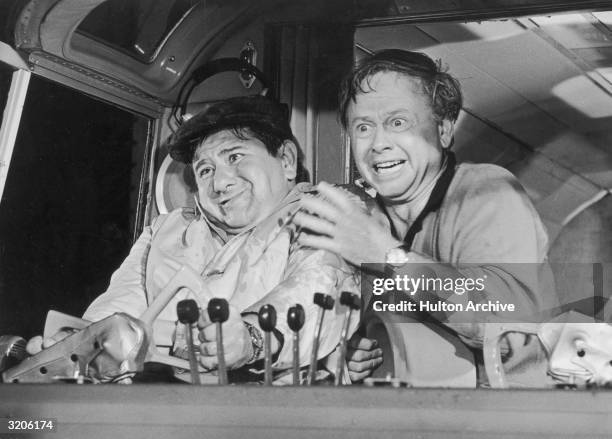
[530, 13, 612, 49]
[530, 13, 612, 94]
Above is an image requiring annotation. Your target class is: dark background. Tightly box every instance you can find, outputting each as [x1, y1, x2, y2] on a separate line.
[0, 72, 147, 338]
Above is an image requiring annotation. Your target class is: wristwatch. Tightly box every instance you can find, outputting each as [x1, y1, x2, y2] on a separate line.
[243, 321, 264, 364]
[385, 245, 412, 267]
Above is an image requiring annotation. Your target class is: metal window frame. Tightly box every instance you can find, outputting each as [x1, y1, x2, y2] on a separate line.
[0, 41, 31, 205]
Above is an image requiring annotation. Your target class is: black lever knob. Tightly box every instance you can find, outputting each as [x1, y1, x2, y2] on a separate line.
[287, 304, 305, 332]
[258, 304, 277, 332]
[177, 299, 200, 324]
[176, 299, 201, 385]
[207, 298, 230, 323]
[287, 304, 305, 386]
[258, 304, 277, 386]
[340, 291, 360, 310]
[313, 292, 334, 310]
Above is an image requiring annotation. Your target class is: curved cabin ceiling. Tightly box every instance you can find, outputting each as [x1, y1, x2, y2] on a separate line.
[9, 0, 612, 102]
[14, 0, 256, 107]
[9, 0, 362, 107]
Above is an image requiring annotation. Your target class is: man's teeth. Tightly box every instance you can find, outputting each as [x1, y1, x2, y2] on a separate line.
[374, 160, 404, 172]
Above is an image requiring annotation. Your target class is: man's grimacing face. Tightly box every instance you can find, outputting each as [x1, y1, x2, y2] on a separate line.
[347, 71, 451, 203]
[192, 129, 297, 234]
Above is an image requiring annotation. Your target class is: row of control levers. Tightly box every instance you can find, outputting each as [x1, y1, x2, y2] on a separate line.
[1, 286, 360, 386]
[176, 290, 360, 386]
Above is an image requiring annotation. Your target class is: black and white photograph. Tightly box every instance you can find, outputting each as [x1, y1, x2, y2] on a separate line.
[1, 0, 612, 437]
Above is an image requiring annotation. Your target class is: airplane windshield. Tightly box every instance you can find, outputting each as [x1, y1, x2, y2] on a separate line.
[76, 0, 199, 62]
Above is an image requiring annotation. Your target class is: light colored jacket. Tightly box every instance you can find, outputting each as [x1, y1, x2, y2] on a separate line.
[84, 183, 359, 369]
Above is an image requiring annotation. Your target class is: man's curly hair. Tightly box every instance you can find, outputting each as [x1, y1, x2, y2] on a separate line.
[339, 49, 463, 129]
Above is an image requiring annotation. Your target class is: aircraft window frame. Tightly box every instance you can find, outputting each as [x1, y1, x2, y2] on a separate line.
[75, 0, 199, 64]
[0, 62, 30, 205]
[0, 70, 156, 338]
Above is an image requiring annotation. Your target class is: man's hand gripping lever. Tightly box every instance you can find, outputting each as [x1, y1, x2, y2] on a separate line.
[2, 265, 210, 383]
[199, 299, 254, 378]
[2, 313, 149, 384]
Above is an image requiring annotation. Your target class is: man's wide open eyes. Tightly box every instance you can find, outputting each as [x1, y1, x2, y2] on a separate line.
[389, 118, 409, 130]
[354, 123, 373, 137]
